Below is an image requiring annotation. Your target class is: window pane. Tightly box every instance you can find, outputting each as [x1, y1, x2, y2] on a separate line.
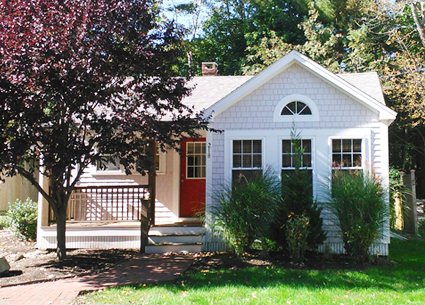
[253, 155, 262, 168]
[353, 154, 362, 166]
[194, 143, 202, 154]
[282, 154, 291, 167]
[281, 107, 292, 115]
[243, 140, 252, 153]
[303, 155, 311, 167]
[195, 155, 202, 165]
[201, 167, 206, 178]
[232, 169, 262, 185]
[253, 140, 262, 153]
[187, 143, 194, 154]
[287, 102, 296, 113]
[194, 167, 200, 178]
[202, 155, 206, 166]
[332, 154, 341, 166]
[282, 140, 291, 153]
[243, 155, 252, 167]
[342, 139, 352, 152]
[332, 139, 341, 153]
[302, 140, 311, 153]
[188, 156, 194, 166]
[188, 167, 194, 178]
[342, 153, 352, 167]
[300, 105, 312, 115]
[353, 139, 362, 152]
[233, 140, 241, 153]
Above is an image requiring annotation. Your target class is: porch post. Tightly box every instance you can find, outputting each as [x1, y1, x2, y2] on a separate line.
[140, 140, 157, 253]
[148, 140, 156, 225]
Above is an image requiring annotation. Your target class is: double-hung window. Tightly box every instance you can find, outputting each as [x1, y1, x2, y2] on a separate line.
[332, 139, 362, 170]
[281, 139, 313, 195]
[232, 139, 262, 182]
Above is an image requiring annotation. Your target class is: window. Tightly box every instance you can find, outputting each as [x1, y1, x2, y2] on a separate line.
[138, 146, 165, 173]
[273, 94, 319, 122]
[186, 142, 206, 178]
[232, 140, 262, 182]
[332, 139, 362, 169]
[282, 139, 313, 195]
[282, 139, 312, 168]
[281, 101, 312, 115]
[96, 155, 122, 172]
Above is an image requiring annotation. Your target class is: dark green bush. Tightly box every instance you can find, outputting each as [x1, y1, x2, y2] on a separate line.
[272, 167, 325, 252]
[271, 129, 325, 253]
[209, 168, 282, 257]
[328, 170, 387, 262]
[6, 198, 38, 240]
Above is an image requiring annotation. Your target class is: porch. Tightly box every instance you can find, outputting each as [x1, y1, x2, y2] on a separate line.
[36, 185, 209, 253]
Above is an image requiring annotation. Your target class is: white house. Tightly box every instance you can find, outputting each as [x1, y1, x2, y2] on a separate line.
[36, 51, 397, 255]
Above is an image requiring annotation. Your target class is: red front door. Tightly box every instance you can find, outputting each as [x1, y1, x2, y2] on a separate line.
[180, 138, 206, 217]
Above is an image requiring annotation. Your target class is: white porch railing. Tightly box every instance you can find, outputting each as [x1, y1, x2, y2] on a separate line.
[49, 185, 150, 223]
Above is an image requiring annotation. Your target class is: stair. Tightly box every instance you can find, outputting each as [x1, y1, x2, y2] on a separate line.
[145, 225, 205, 254]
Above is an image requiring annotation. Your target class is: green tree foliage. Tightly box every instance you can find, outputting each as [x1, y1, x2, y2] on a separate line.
[0, 0, 210, 259]
[186, 0, 310, 75]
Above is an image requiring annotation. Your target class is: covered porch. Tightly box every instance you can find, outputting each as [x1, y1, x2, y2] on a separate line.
[36, 183, 208, 253]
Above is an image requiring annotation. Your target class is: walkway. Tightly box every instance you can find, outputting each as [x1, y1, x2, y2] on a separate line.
[0, 254, 193, 305]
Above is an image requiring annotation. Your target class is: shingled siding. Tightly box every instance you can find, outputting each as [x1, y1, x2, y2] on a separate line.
[205, 63, 390, 255]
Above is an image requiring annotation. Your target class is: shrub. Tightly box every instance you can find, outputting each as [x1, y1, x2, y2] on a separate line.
[209, 168, 282, 257]
[286, 213, 310, 263]
[6, 198, 38, 240]
[272, 129, 325, 252]
[328, 170, 387, 262]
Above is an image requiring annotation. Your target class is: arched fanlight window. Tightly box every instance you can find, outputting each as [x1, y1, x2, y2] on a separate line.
[281, 101, 312, 116]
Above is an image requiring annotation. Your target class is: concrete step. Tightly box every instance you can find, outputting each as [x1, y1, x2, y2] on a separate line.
[149, 234, 203, 244]
[145, 225, 205, 253]
[145, 243, 202, 254]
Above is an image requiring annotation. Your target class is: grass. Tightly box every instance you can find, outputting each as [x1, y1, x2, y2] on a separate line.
[79, 238, 425, 305]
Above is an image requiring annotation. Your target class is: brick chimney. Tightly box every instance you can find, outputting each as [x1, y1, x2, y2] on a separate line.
[202, 62, 218, 76]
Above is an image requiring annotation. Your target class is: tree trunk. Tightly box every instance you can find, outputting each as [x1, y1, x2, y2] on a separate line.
[55, 206, 67, 260]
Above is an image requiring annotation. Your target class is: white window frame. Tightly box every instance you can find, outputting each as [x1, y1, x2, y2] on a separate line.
[94, 147, 166, 175]
[95, 155, 125, 175]
[331, 138, 364, 170]
[281, 138, 313, 170]
[273, 94, 320, 122]
[185, 141, 206, 180]
[231, 139, 263, 170]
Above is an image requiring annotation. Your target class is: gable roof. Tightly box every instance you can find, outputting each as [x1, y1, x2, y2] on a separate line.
[183, 76, 252, 113]
[197, 51, 396, 123]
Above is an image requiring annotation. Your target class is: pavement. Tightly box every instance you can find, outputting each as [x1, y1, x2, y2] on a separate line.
[0, 253, 194, 305]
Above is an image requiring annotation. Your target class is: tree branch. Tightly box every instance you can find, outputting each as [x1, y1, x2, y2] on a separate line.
[410, 2, 425, 48]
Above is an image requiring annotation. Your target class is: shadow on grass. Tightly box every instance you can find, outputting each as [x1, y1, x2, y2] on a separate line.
[115, 239, 425, 294]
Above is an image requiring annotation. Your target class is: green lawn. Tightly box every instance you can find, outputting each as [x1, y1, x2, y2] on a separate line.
[79, 239, 425, 305]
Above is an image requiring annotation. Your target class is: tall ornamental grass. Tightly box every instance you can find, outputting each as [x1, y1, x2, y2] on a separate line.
[209, 168, 282, 257]
[328, 170, 387, 262]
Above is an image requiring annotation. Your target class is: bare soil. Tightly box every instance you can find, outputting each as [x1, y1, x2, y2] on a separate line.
[0, 228, 137, 287]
